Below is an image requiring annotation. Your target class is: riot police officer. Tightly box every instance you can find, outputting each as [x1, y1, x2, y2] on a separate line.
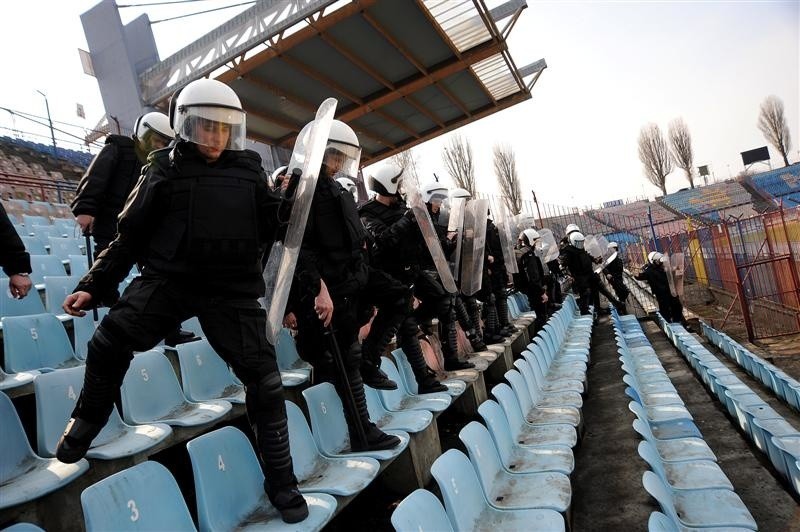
[559, 231, 594, 315]
[636, 251, 687, 326]
[603, 241, 630, 308]
[58, 79, 309, 523]
[72, 111, 173, 256]
[292, 121, 404, 450]
[516, 229, 549, 332]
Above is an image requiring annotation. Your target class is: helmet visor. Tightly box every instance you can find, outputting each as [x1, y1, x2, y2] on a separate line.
[324, 141, 361, 178]
[175, 105, 247, 151]
[139, 127, 172, 153]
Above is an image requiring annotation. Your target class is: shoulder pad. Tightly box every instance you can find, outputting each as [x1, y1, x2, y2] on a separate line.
[106, 134, 135, 148]
[146, 146, 172, 167]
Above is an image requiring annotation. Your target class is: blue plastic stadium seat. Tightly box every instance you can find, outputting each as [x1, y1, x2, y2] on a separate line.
[275, 328, 312, 387]
[175, 339, 245, 404]
[365, 385, 433, 433]
[642, 471, 756, 530]
[34, 366, 172, 460]
[67, 254, 89, 278]
[19, 237, 47, 256]
[302, 382, 409, 461]
[187, 426, 337, 532]
[458, 422, 571, 512]
[121, 350, 231, 426]
[51, 218, 77, 236]
[391, 348, 468, 398]
[430, 450, 565, 531]
[2, 313, 81, 372]
[43, 275, 78, 313]
[637, 441, 732, 491]
[71, 313, 98, 360]
[477, 401, 574, 474]
[0, 278, 47, 318]
[631, 418, 716, 463]
[286, 401, 380, 495]
[21, 215, 49, 228]
[47, 236, 83, 261]
[378, 357, 452, 412]
[29, 254, 66, 285]
[81, 461, 196, 531]
[0, 365, 39, 392]
[180, 316, 205, 338]
[391, 489, 455, 532]
[31, 225, 60, 246]
[491, 383, 578, 448]
[506, 370, 581, 427]
[0, 392, 89, 510]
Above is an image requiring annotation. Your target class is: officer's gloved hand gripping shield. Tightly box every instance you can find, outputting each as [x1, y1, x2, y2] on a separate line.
[496, 202, 519, 274]
[403, 177, 458, 294]
[262, 98, 337, 343]
[460, 198, 489, 296]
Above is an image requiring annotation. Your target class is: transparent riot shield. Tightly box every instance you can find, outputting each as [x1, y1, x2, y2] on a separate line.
[671, 252, 685, 298]
[461, 198, 489, 296]
[403, 178, 458, 294]
[496, 203, 518, 274]
[262, 98, 337, 344]
[447, 197, 466, 281]
[663, 253, 678, 297]
[537, 228, 560, 263]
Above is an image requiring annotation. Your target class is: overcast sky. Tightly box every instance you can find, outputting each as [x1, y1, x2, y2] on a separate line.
[1, 0, 797, 207]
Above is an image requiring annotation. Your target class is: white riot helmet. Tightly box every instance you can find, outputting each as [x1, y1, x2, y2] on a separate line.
[648, 251, 664, 264]
[521, 228, 540, 247]
[421, 181, 449, 205]
[569, 231, 586, 249]
[325, 120, 361, 179]
[170, 78, 246, 151]
[336, 176, 358, 200]
[270, 165, 288, 188]
[565, 223, 581, 236]
[608, 242, 619, 250]
[449, 187, 471, 199]
[369, 163, 403, 197]
[133, 112, 174, 152]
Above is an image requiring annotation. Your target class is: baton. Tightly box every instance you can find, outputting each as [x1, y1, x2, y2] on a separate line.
[82, 231, 99, 321]
[323, 324, 368, 450]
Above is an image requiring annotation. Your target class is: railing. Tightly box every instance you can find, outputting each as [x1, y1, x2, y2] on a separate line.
[0, 172, 78, 204]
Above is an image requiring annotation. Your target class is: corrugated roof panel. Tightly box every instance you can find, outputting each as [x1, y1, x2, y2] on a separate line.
[328, 16, 420, 84]
[470, 53, 521, 100]
[288, 36, 385, 99]
[366, 1, 453, 68]
[413, 85, 463, 123]
[381, 98, 437, 133]
[421, 0, 492, 52]
[438, 71, 492, 111]
[254, 58, 349, 110]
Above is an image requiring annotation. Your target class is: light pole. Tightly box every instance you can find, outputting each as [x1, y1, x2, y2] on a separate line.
[36, 90, 58, 158]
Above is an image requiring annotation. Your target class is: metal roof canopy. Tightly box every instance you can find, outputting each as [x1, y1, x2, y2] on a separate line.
[141, 0, 545, 165]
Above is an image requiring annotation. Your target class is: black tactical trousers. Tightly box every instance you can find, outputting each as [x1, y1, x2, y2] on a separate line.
[72, 273, 296, 490]
[358, 268, 412, 367]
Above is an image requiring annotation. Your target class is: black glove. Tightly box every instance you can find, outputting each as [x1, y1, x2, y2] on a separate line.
[282, 168, 302, 201]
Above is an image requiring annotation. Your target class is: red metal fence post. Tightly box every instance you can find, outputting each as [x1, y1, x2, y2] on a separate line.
[722, 221, 755, 342]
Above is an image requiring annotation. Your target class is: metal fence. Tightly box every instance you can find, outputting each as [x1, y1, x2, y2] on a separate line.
[482, 193, 800, 341]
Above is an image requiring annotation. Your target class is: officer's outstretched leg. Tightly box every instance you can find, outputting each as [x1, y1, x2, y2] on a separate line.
[57, 276, 184, 463]
[199, 299, 307, 523]
[465, 295, 485, 343]
[414, 271, 473, 370]
[359, 268, 411, 390]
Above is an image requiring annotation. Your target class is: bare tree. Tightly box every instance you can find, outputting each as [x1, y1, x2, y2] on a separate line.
[668, 118, 695, 189]
[390, 148, 420, 188]
[493, 143, 522, 214]
[638, 123, 673, 196]
[441, 135, 476, 196]
[757, 95, 792, 167]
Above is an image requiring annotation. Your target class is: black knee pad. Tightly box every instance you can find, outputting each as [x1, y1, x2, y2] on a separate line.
[344, 342, 362, 371]
[253, 372, 284, 406]
[86, 325, 133, 372]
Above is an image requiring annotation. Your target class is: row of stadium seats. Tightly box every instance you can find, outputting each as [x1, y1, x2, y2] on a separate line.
[391, 296, 592, 530]
[658, 315, 800, 500]
[611, 308, 756, 530]
[590, 199, 677, 228]
[661, 181, 753, 217]
[2, 200, 74, 223]
[0, 136, 94, 169]
[701, 321, 800, 413]
[748, 164, 800, 199]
